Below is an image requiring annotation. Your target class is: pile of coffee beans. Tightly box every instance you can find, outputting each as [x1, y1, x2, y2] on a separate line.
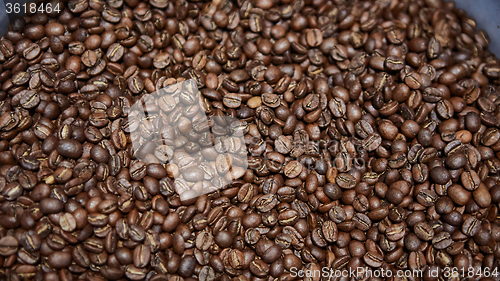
[0, 0, 499, 279]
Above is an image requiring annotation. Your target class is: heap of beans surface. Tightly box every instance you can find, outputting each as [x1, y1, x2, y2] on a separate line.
[0, 0, 499, 280]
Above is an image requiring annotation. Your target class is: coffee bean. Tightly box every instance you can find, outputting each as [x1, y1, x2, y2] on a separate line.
[278, 210, 299, 226]
[461, 170, 480, 191]
[385, 56, 405, 71]
[40, 198, 64, 214]
[223, 93, 242, 108]
[214, 230, 233, 248]
[363, 133, 382, 151]
[275, 135, 293, 154]
[23, 43, 41, 60]
[59, 213, 77, 232]
[0, 236, 18, 256]
[0, 0, 498, 279]
[430, 166, 450, 185]
[48, 251, 72, 269]
[416, 189, 438, 207]
[336, 173, 356, 189]
[322, 221, 338, 243]
[306, 29, 323, 47]
[57, 139, 83, 158]
[125, 265, 147, 280]
[422, 87, 443, 102]
[385, 223, 405, 241]
[329, 97, 346, 118]
[432, 231, 453, 250]
[364, 250, 383, 267]
[448, 184, 471, 206]
[262, 244, 282, 263]
[462, 216, 481, 237]
[133, 244, 151, 268]
[414, 222, 434, 241]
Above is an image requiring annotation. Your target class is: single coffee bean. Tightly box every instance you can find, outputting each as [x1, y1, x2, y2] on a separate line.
[57, 139, 83, 159]
[47, 251, 72, 269]
[432, 231, 453, 250]
[306, 29, 323, 47]
[0, 0, 498, 278]
[429, 166, 450, 184]
[414, 222, 434, 241]
[59, 213, 77, 232]
[40, 198, 64, 214]
[322, 221, 338, 243]
[462, 216, 481, 237]
[133, 244, 151, 268]
[284, 161, 303, 178]
[363, 250, 383, 267]
[461, 170, 480, 191]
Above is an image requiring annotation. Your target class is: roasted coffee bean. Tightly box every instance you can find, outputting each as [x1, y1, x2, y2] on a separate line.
[364, 250, 383, 267]
[416, 189, 438, 207]
[0, 236, 18, 256]
[306, 29, 323, 48]
[133, 244, 151, 268]
[20, 230, 41, 252]
[48, 251, 72, 269]
[461, 170, 480, 191]
[59, 213, 77, 232]
[284, 161, 302, 178]
[430, 166, 450, 185]
[322, 221, 338, 243]
[223, 93, 242, 108]
[57, 139, 83, 159]
[19, 90, 40, 109]
[385, 56, 405, 71]
[40, 198, 64, 214]
[414, 221, 434, 241]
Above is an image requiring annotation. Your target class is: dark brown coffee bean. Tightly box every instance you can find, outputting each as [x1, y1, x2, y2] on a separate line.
[363, 250, 383, 267]
[223, 93, 242, 108]
[23, 43, 41, 60]
[214, 230, 233, 248]
[306, 29, 323, 47]
[262, 244, 282, 263]
[462, 216, 481, 237]
[278, 210, 299, 226]
[133, 244, 151, 268]
[0, 236, 18, 256]
[322, 221, 338, 243]
[385, 223, 405, 241]
[56, 139, 83, 159]
[40, 198, 64, 214]
[461, 170, 480, 191]
[59, 213, 77, 232]
[125, 265, 147, 280]
[414, 223, 434, 243]
[329, 206, 346, 223]
[416, 189, 438, 207]
[432, 231, 453, 249]
[353, 213, 371, 231]
[329, 98, 346, 118]
[284, 161, 302, 178]
[363, 133, 382, 151]
[336, 173, 356, 189]
[385, 56, 405, 71]
[0, 0, 497, 278]
[48, 251, 72, 269]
